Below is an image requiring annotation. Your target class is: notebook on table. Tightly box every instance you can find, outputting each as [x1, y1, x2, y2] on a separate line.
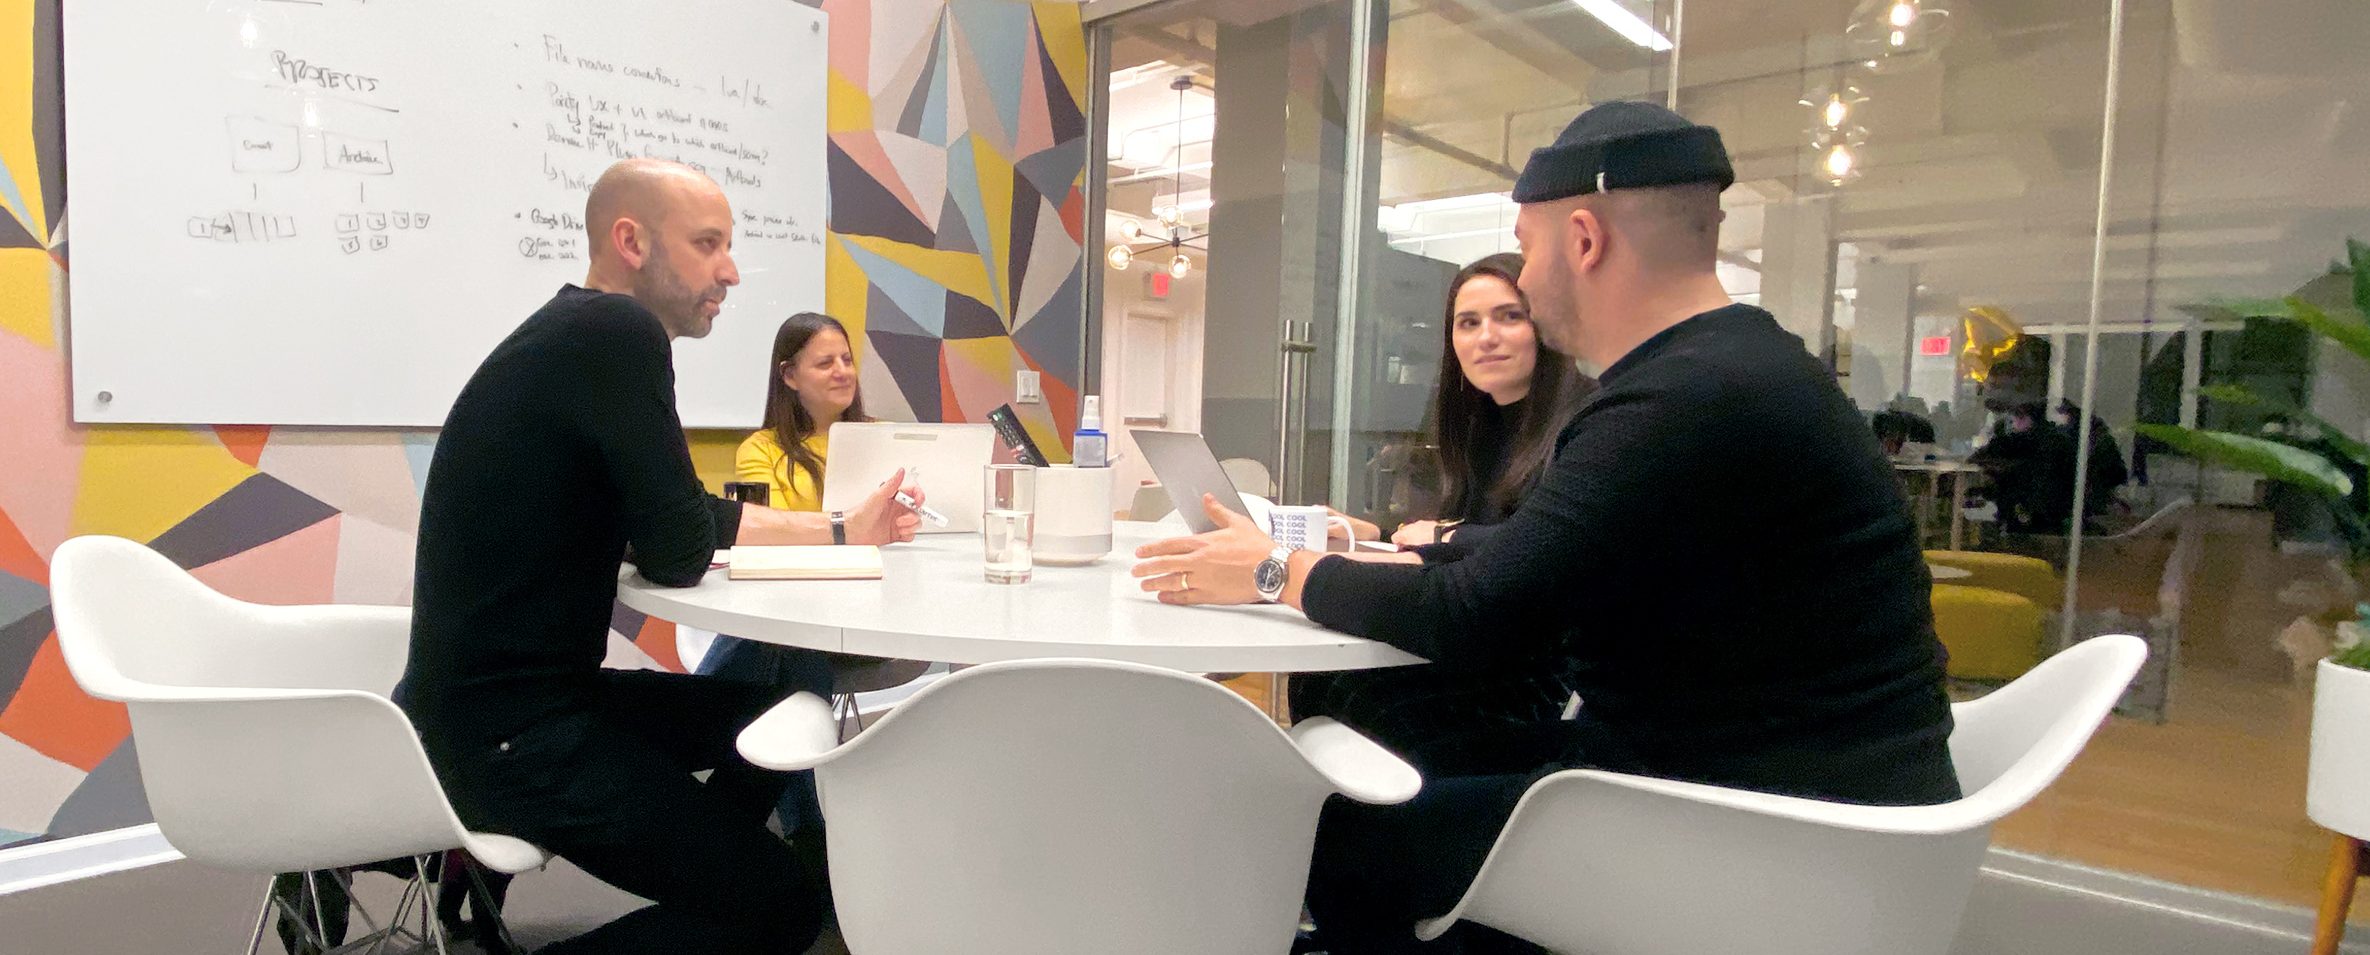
[727, 545, 884, 581]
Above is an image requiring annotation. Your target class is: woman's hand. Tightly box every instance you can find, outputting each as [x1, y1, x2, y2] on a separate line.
[843, 468, 924, 545]
[1390, 520, 1445, 548]
[1324, 507, 1381, 542]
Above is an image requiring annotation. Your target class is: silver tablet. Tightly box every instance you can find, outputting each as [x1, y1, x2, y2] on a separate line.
[1130, 429, 1252, 533]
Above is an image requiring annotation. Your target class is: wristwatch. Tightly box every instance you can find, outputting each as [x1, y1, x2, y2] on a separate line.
[1253, 545, 1292, 603]
[829, 510, 847, 545]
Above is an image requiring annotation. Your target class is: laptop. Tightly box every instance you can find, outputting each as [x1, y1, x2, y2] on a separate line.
[1130, 429, 1257, 533]
[822, 422, 997, 533]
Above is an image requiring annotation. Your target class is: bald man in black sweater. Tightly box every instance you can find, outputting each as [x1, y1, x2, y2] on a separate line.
[403, 160, 920, 955]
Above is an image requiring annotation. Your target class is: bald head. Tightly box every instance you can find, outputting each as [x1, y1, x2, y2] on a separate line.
[586, 159, 726, 262]
[581, 159, 741, 339]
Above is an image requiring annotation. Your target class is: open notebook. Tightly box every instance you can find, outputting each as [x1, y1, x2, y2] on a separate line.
[726, 545, 884, 581]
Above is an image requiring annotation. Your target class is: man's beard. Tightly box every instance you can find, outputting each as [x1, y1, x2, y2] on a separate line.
[633, 242, 725, 338]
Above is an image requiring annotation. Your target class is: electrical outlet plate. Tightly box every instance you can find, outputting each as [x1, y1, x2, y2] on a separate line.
[1015, 369, 1043, 403]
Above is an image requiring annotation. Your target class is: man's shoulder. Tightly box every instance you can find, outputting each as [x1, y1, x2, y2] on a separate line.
[527, 286, 665, 349]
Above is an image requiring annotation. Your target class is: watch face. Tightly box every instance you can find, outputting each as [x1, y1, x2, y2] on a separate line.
[1255, 558, 1287, 594]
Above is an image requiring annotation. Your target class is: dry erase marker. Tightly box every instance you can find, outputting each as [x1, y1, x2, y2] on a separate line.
[898, 488, 950, 527]
[894, 466, 950, 527]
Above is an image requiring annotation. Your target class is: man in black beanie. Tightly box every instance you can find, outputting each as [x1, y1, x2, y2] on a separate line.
[1133, 101, 1959, 952]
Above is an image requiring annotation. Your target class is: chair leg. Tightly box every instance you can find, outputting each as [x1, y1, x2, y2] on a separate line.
[414, 856, 453, 955]
[333, 869, 383, 938]
[307, 871, 336, 951]
[461, 859, 527, 955]
[360, 871, 424, 955]
[2314, 834, 2363, 955]
[834, 692, 858, 741]
[243, 879, 274, 955]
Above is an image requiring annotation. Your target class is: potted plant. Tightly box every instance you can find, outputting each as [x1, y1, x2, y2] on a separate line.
[2136, 240, 2370, 876]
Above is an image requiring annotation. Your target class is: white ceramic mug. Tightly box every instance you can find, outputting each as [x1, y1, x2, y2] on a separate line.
[1263, 504, 1354, 553]
[1034, 465, 1115, 565]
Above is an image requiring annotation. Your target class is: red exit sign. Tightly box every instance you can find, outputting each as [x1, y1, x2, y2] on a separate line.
[1918, 335, 1952, 357]
[1148, 270, 1172, 299]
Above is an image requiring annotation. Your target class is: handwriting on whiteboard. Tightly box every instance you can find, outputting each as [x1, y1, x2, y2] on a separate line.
[516, 32, 816, 244]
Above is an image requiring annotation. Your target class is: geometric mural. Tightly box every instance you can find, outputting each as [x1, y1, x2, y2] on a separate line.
[819, 0, 1089, 449]
[0, 0, 1089, 850]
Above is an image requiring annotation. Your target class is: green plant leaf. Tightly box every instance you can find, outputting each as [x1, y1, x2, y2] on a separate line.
[2337, 641, 2370, 671]
[2197, 384, 2266, 406]
[2180, 298, 2296, 323]
[2195, 384, 2370, 469]
[2289, 296, 2370, 367]
[2337, 506, 2370, 565]
[2349, 238, 2369, 319]
[2134, 425, 2356, 500]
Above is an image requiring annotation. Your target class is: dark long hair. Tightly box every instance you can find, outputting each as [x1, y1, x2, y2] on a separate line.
[761, 312, 871, 500]
[1432, 253, 1592, 522]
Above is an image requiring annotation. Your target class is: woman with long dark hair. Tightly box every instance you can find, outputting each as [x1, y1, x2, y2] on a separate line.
[735, 312, 873, 509]
[705, 312, 879, 850]
[1339, 252, 1593, 547]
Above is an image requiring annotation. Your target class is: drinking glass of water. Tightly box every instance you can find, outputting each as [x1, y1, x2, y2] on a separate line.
[983, 464, 1036, 584]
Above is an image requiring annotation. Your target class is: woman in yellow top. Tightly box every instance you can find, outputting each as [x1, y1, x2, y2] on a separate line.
[736, 312, 873, 510]
[706, 312, 874, 848]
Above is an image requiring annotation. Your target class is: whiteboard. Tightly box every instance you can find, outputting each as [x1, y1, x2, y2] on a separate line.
[64, 0, 828, 427]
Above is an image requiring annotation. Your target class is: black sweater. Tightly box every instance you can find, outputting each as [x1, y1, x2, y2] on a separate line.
[1304, 305, 1960, 805]
[402, 286, 740, 747]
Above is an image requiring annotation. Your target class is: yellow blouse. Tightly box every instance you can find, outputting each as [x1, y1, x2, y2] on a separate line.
[736, 429, 830, 512]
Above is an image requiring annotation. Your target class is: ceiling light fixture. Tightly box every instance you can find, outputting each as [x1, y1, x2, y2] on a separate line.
[1570, 0, 1673, 52]
[1845, 0, 1953, 73]
[1108, 77, 1213, 273]
[1821, 142, 1862, 186]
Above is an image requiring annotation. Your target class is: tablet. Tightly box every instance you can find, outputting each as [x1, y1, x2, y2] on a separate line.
[822, 422, 997, 533]
[1130, 429, 1253, 533]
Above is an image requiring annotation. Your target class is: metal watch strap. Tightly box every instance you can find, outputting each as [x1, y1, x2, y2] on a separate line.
[1256, 545, 1293, 603]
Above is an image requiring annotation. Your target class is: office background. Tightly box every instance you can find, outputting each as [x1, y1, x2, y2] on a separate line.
[0, 0, 1092, 852]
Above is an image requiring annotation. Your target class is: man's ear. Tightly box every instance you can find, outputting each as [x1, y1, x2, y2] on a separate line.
[611, 218, 647, 269]
[1567, 206, 1606, 274]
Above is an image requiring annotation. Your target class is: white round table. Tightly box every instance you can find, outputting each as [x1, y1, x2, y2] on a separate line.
[616, 521, 1425, 674]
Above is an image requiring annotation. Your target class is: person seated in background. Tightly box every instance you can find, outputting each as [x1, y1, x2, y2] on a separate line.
[1332, 252, 1593, 549]
[402, 159, 923, 955]
[1873, 404, 1938, 457]
[698, 312, 879, 846]
[1132, 102, 1958, 953]
[736, 312, 872, 512]
[2055, 400, 2129, 519]
[1972, 401, 2078, 533]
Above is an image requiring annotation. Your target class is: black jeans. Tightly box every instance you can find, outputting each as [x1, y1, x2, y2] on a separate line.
[429, 670, 823, 955]
[1305, 771, 1549, 955]
[693, 638, 836, 836]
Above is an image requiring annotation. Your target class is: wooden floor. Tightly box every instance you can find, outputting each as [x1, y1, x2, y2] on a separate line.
[1994, 508, 2360, 921]
[1228, 508, 2365, 922]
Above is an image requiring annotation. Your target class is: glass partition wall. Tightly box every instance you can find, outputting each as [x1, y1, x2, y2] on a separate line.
[1086, 0, 2370, 923]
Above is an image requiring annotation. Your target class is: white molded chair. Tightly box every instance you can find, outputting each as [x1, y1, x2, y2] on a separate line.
[49, 535, 549, 954]
[1415, 634, 2147, 955]
[736, 658, 1421, 955]
[1221, 457, 1278, 497]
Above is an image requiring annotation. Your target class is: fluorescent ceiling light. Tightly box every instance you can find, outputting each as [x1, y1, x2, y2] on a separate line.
[1389, 224, 1515, 245]
[1571, 0, 1674, 52]
[1395, 192, 1513, 214]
